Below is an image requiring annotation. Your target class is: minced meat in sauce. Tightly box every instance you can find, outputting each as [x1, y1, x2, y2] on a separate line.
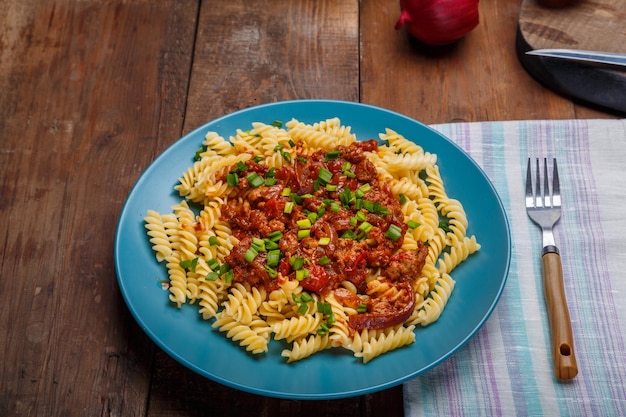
[221, 141, 428, 330]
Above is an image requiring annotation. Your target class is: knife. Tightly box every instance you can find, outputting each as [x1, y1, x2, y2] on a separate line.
[526, 49, 626, 69]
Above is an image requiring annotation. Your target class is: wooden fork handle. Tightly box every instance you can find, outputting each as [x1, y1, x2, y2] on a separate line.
[542, 251, 578, 379]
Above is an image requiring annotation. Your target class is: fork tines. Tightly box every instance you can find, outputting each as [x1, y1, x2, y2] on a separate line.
[526, 158, 560, 209]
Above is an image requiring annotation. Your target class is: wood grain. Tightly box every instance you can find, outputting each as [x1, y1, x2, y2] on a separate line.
[0, 0, 197, 415]
[519, 0, 626, 53]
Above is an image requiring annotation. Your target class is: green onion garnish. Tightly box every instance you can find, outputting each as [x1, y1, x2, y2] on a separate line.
[318, 256, 331, 265]
[266, 249, 281, 268]
[385, 224, 402, 241]
[359, 221, 373, 233]
[325, 150, 340, 161]
[226, 172, 239, 187]
[296, 269, 310, 281]
[297, 229, 310, 240]
[284, 201, 294, 214]
[317, 167, 332, 185]
[297, 218, 312, 229]
[289, 256, 305, 270]
[297, 303, 309, 315]
[317, 302, 333, 315]
[357, 303, 368, 313]
[244, 246, 258, 263]
[208, 236, 221, 246]
[318, 237, 331, 246]
[179, 257, 198, 272]
[246, 172, 264, 188]
[407, 220, 420, 229]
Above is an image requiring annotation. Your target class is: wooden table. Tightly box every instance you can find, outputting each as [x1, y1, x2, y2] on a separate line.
[0, 1, 618, 416]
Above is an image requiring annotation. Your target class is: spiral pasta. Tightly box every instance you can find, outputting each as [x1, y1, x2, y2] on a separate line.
[144, 117, 479, 363]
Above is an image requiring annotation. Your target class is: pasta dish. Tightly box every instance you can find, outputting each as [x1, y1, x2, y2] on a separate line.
[144, 117, 479, 363]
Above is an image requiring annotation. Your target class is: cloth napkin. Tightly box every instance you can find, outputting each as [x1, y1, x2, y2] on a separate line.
[403, 119, 626, 417]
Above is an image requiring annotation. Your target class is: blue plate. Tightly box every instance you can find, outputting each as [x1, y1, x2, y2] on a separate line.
[114, 100, 510, 399]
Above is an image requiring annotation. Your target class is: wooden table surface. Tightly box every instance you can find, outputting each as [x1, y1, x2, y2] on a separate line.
[0, 1, 619, 416]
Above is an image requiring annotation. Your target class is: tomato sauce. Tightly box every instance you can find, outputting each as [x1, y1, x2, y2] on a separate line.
[221, 141, 428, 330]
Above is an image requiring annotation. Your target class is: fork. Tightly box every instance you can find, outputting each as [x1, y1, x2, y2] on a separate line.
[525, 158, 578, 380]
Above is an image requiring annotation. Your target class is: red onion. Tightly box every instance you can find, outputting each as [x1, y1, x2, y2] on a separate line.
[394, 0, 480, 46]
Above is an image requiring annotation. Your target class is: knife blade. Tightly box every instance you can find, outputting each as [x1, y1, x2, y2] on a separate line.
[526, 49, 626, 69]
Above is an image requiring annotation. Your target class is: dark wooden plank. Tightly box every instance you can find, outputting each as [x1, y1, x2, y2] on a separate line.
[182, 0, 360, 132]
[360, 0, 613, 124]
[0, 1, 198, 415]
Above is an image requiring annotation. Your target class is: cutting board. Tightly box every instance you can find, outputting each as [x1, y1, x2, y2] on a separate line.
[516, 0, 626, 114]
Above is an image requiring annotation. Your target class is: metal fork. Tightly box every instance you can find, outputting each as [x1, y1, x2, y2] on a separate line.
[525, 158, 578, 380]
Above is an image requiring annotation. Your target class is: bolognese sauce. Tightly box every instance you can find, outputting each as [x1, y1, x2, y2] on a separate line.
[221, 141, 429, 330]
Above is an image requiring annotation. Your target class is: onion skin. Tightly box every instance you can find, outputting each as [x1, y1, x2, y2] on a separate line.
[395, 0, 480, 46]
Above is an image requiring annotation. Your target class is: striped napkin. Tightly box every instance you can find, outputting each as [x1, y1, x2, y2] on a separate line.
[403, 119, 626, 417]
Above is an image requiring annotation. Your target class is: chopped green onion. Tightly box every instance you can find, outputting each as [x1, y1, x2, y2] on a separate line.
[359, 221, 373, 233]
[194, 146, 206, 161]
[289, 256, 305, 270]
[325, 150, 340, 161]
[179, 257, 198, 272]
[282, 187, 291, 197]
[264, 240, 279, 250]
[264, 265, 278, 278]
[246, 172, 264, 188]
[407, 220, 420, 229]
[266, 249, 281, 267]
[224, 269, 234, 283]
[357, 303, 368, 313]
[325, 184, 338, 191]
[317, 302, 333, 315]
[296, 269, 310, 281]
[330, 202, 340, 212]
[271, 120, 283, 128]
[244, 246, 258, 263]
[318, 255, 331, 265]
[399, 193, 407, 205]
[339, 189, 353, 206]
[301, 292, 314, 302]
[207, 258, 220, 271]
[284, 201, 294, 214]
[297, 218, 312, 229]
[385, 224, 402, 241]
[268, 230, 283, 241]
[355, 189, 365, 199]
[252, 155, 263, 163]
[288, 139, 296, 147]
[317, 205, 326, 217]
[251, 237, 265, 252]
[342, 162, 356, 178]
[226, 172, 239, 187]
[439, 220, 451, 232]
[297, 229, 310, 240]
[341, 230, 358, 239]
[206, 272, 219, 281]
[355, 211, 367, 222]
[359, 183, 371, 193]
[297, 303, 309, 314]
[307, 211, 318, 224]
[350, 216, 358, 226]
[317, 167, 333, 185]
[219, 263, 231, 275]
[234, 161, 247, 172]
[208, 236, 221, 246]
[318, 237, 331, 246]
[264, 177, 277, 186]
